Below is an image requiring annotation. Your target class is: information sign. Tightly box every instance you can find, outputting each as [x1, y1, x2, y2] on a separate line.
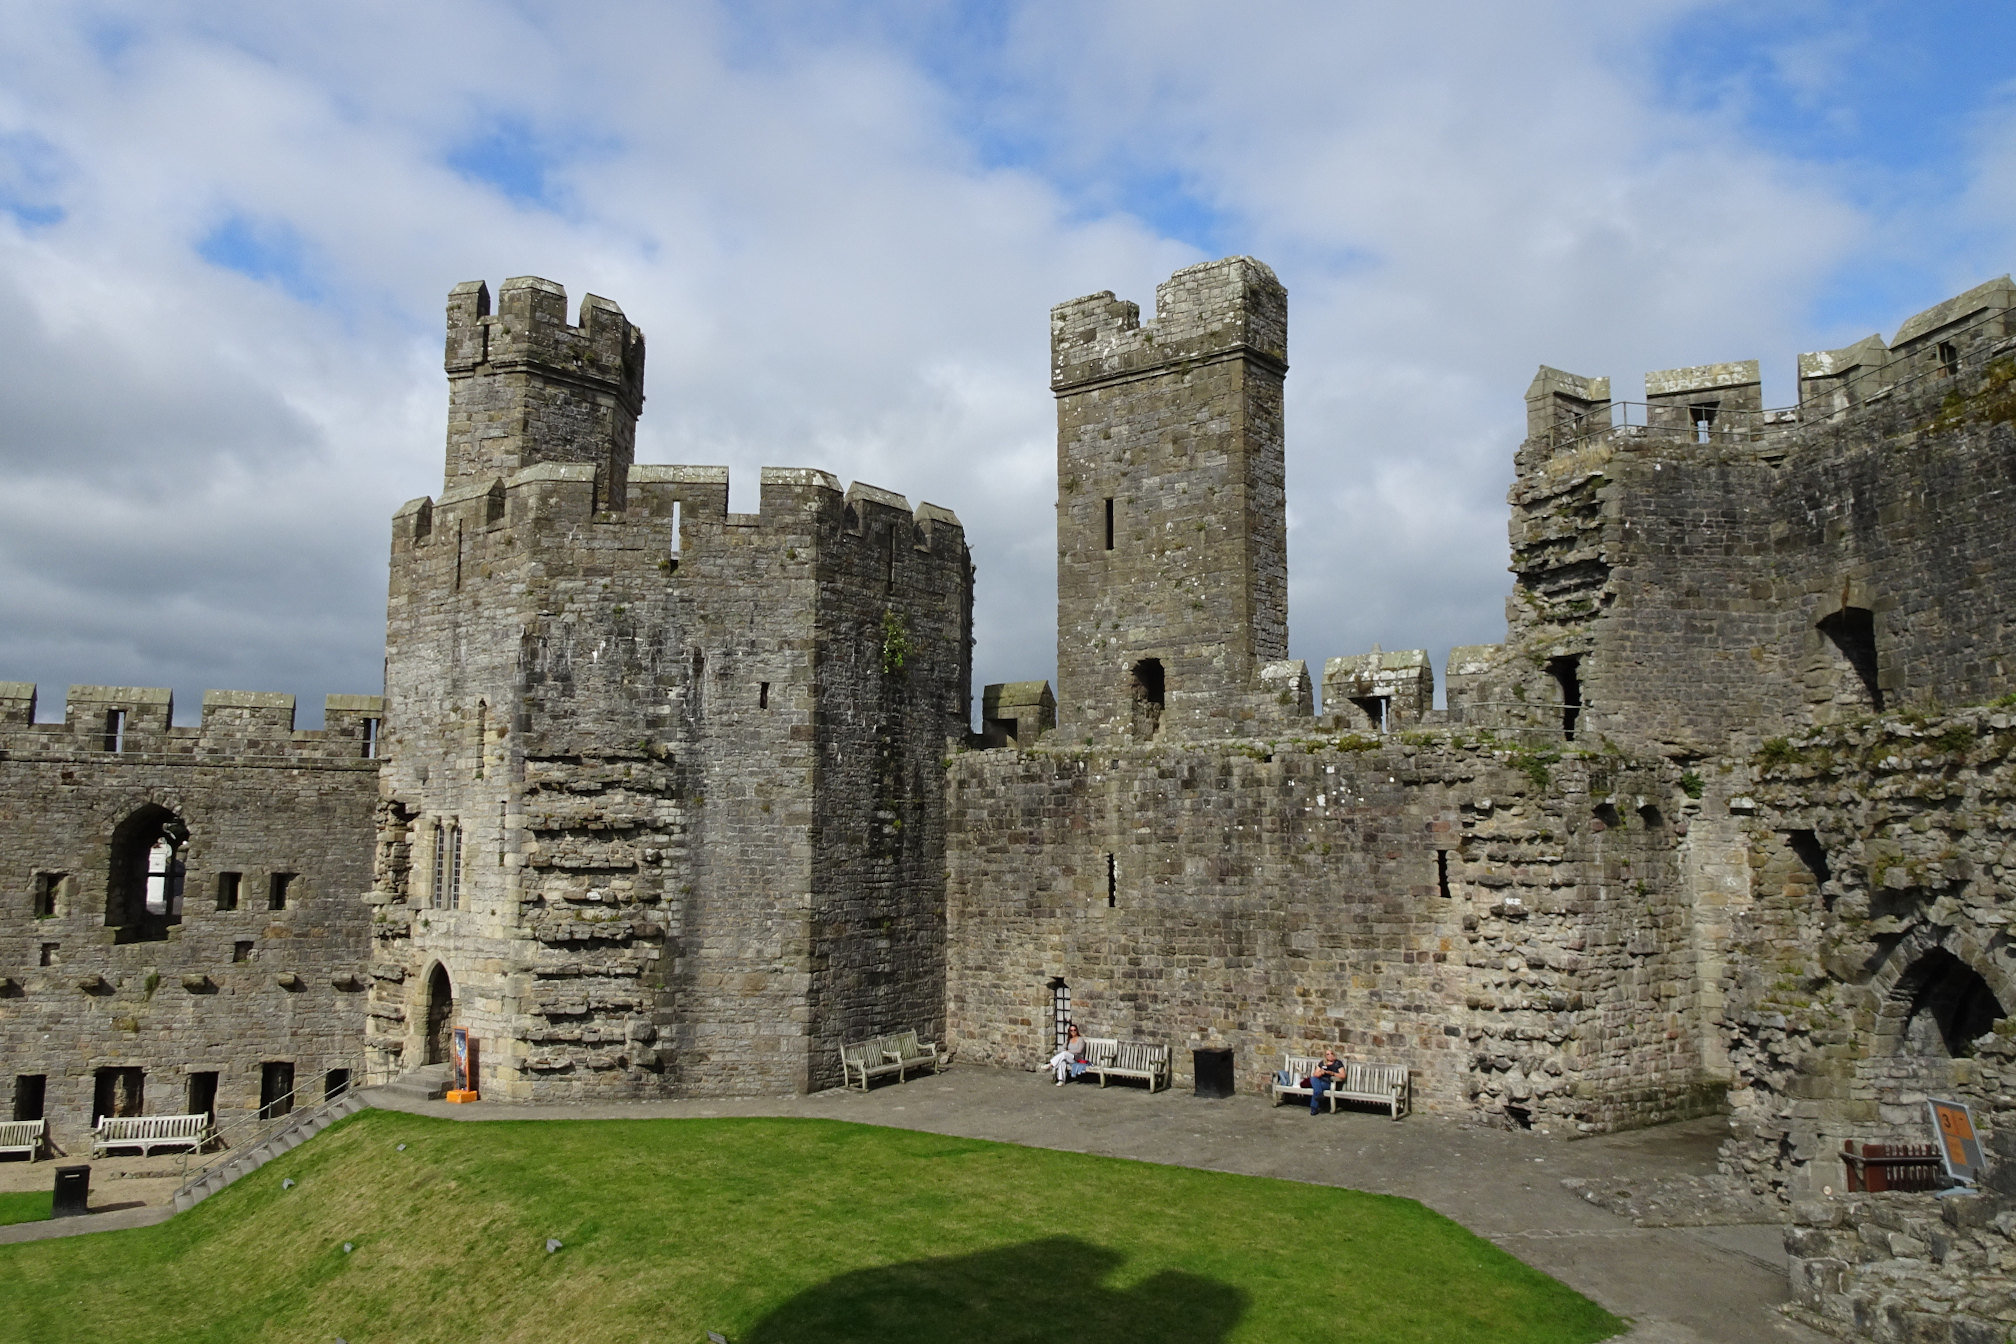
[1927, 1097, 1983, 1186]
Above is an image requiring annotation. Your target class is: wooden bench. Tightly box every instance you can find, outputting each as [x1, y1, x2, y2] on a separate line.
[1081, 1038, 1172, 1092]
[840, 1030, 945, 1091]
[882, 1030, 945, 1078]
[1271, 1056, 1410, 1119]
[91, 1113, 213, 1157]
[0, 1119, 45, 1160]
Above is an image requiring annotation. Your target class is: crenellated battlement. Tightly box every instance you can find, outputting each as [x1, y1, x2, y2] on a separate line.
[1524, 275, 2016, 453]
[445, 277, 643, 403]
[391, 461, 963, 564]
[1051, 255, 1287, 393]
[442, 276, 646, 498]
[0, 683, 383, 764]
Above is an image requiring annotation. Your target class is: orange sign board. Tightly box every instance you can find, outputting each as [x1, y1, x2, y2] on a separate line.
[1927, 1098, 1982, 1185]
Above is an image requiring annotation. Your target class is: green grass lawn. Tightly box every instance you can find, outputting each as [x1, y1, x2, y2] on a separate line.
[0, 1189, 51, 1226]
[0, 1110, 1621, 1344]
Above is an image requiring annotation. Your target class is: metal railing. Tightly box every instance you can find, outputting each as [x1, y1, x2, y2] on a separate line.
[1539, 302, 2016, 454]
[170, 1083, 354, 1201]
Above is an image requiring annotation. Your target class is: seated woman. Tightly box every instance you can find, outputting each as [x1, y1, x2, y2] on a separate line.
[1045, 1024, 1090, 1085]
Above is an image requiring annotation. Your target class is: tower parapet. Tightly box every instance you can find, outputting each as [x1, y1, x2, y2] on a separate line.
[442, 277, 645, 507]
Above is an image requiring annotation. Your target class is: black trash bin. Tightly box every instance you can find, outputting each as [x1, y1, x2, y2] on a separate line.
[52, 1165, 90, 1218]
[1193, 1047, 1235, 1099]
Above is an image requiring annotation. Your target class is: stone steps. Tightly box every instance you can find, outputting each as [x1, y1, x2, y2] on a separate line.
[370, 1063, 451, 1103]
[170, 1094, 367, 1212]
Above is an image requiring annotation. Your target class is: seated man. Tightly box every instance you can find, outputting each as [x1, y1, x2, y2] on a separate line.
[1308, 1048, 1346, 1115]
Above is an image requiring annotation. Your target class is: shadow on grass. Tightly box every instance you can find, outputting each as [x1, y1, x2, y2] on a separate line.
[740, 1235, 1246, 1344]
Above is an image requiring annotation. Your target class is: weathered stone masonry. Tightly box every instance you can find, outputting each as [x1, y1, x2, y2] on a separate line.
[947, 734, 1705, 1127]
[364, 276, 971, 1101]
[0, 682, 379, 1149]
[9, 251, 2016, 1340]
[950, 256, 1718, 1131]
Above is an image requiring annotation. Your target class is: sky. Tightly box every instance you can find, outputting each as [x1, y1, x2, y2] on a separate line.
[2, 0, 2014, 727]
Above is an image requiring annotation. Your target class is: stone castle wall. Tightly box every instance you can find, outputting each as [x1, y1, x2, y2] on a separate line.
[1467, 284, 2016, 761]
[947, 730, 1713, 1131]
[0, 683, 379, 1149]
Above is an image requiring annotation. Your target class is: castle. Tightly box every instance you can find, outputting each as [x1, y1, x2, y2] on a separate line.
[7, 258, 2016, 1341]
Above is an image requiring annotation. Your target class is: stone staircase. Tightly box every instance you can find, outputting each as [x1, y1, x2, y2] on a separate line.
[171, 1092, 367, 1212]
[369, 1062, 451, 1104]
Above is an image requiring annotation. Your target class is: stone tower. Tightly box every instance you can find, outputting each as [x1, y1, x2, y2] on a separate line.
[367, 278, 972, 1100]
[443, 276, 644, 504]
[1050, 257, 1290, 741]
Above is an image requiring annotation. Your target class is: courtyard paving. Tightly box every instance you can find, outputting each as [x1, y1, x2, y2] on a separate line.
[0, 1066, 1833, 1343]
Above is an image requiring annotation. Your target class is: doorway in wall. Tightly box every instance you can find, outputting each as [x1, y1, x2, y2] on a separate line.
[424, 963, 455, 1066]
[92, 1067, 143, 1125]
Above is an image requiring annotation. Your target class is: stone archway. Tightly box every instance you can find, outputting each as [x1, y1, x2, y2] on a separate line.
[1885, 948, 2007, 1059]
[1867, 926, 2015, 1060]
[106, 803, 188, 942]
[422, 962, 455, 1066]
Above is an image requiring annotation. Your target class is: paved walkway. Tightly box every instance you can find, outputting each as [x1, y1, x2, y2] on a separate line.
[0, 1068, 1834, 1342]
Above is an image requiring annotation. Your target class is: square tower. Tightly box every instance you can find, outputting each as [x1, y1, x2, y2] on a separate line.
[1051, 257, 1289, 741]
[372, 278, 971, 1101]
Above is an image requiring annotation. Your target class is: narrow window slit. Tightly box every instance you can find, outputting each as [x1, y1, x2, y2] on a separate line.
[1104, 498, 1115, 551]
[1436, 849, 1451, 899]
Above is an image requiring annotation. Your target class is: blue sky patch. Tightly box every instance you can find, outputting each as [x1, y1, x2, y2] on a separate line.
[446, 118, 549, 205]
[196, 214, 323, 303]
[0, 130, 70, 232]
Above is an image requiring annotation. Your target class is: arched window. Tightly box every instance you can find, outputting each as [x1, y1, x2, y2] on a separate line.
[423, 963, 455, 1066]
[106, 806, 187, 943]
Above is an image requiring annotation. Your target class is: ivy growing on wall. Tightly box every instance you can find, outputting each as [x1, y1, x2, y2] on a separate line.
[881, 610, 912, 677]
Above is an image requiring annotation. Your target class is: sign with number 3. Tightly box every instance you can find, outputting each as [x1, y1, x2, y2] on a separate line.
[1928, 1098, 1983, 1186]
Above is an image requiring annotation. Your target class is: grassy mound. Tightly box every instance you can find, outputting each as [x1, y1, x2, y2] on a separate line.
[0, 1110, 1620, 1343]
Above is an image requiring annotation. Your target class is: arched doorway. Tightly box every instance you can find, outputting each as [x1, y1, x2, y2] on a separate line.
[106, 805, 188, 943]
[1896, 949, 2005, 1059]
[422, 963, 455, 1066]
